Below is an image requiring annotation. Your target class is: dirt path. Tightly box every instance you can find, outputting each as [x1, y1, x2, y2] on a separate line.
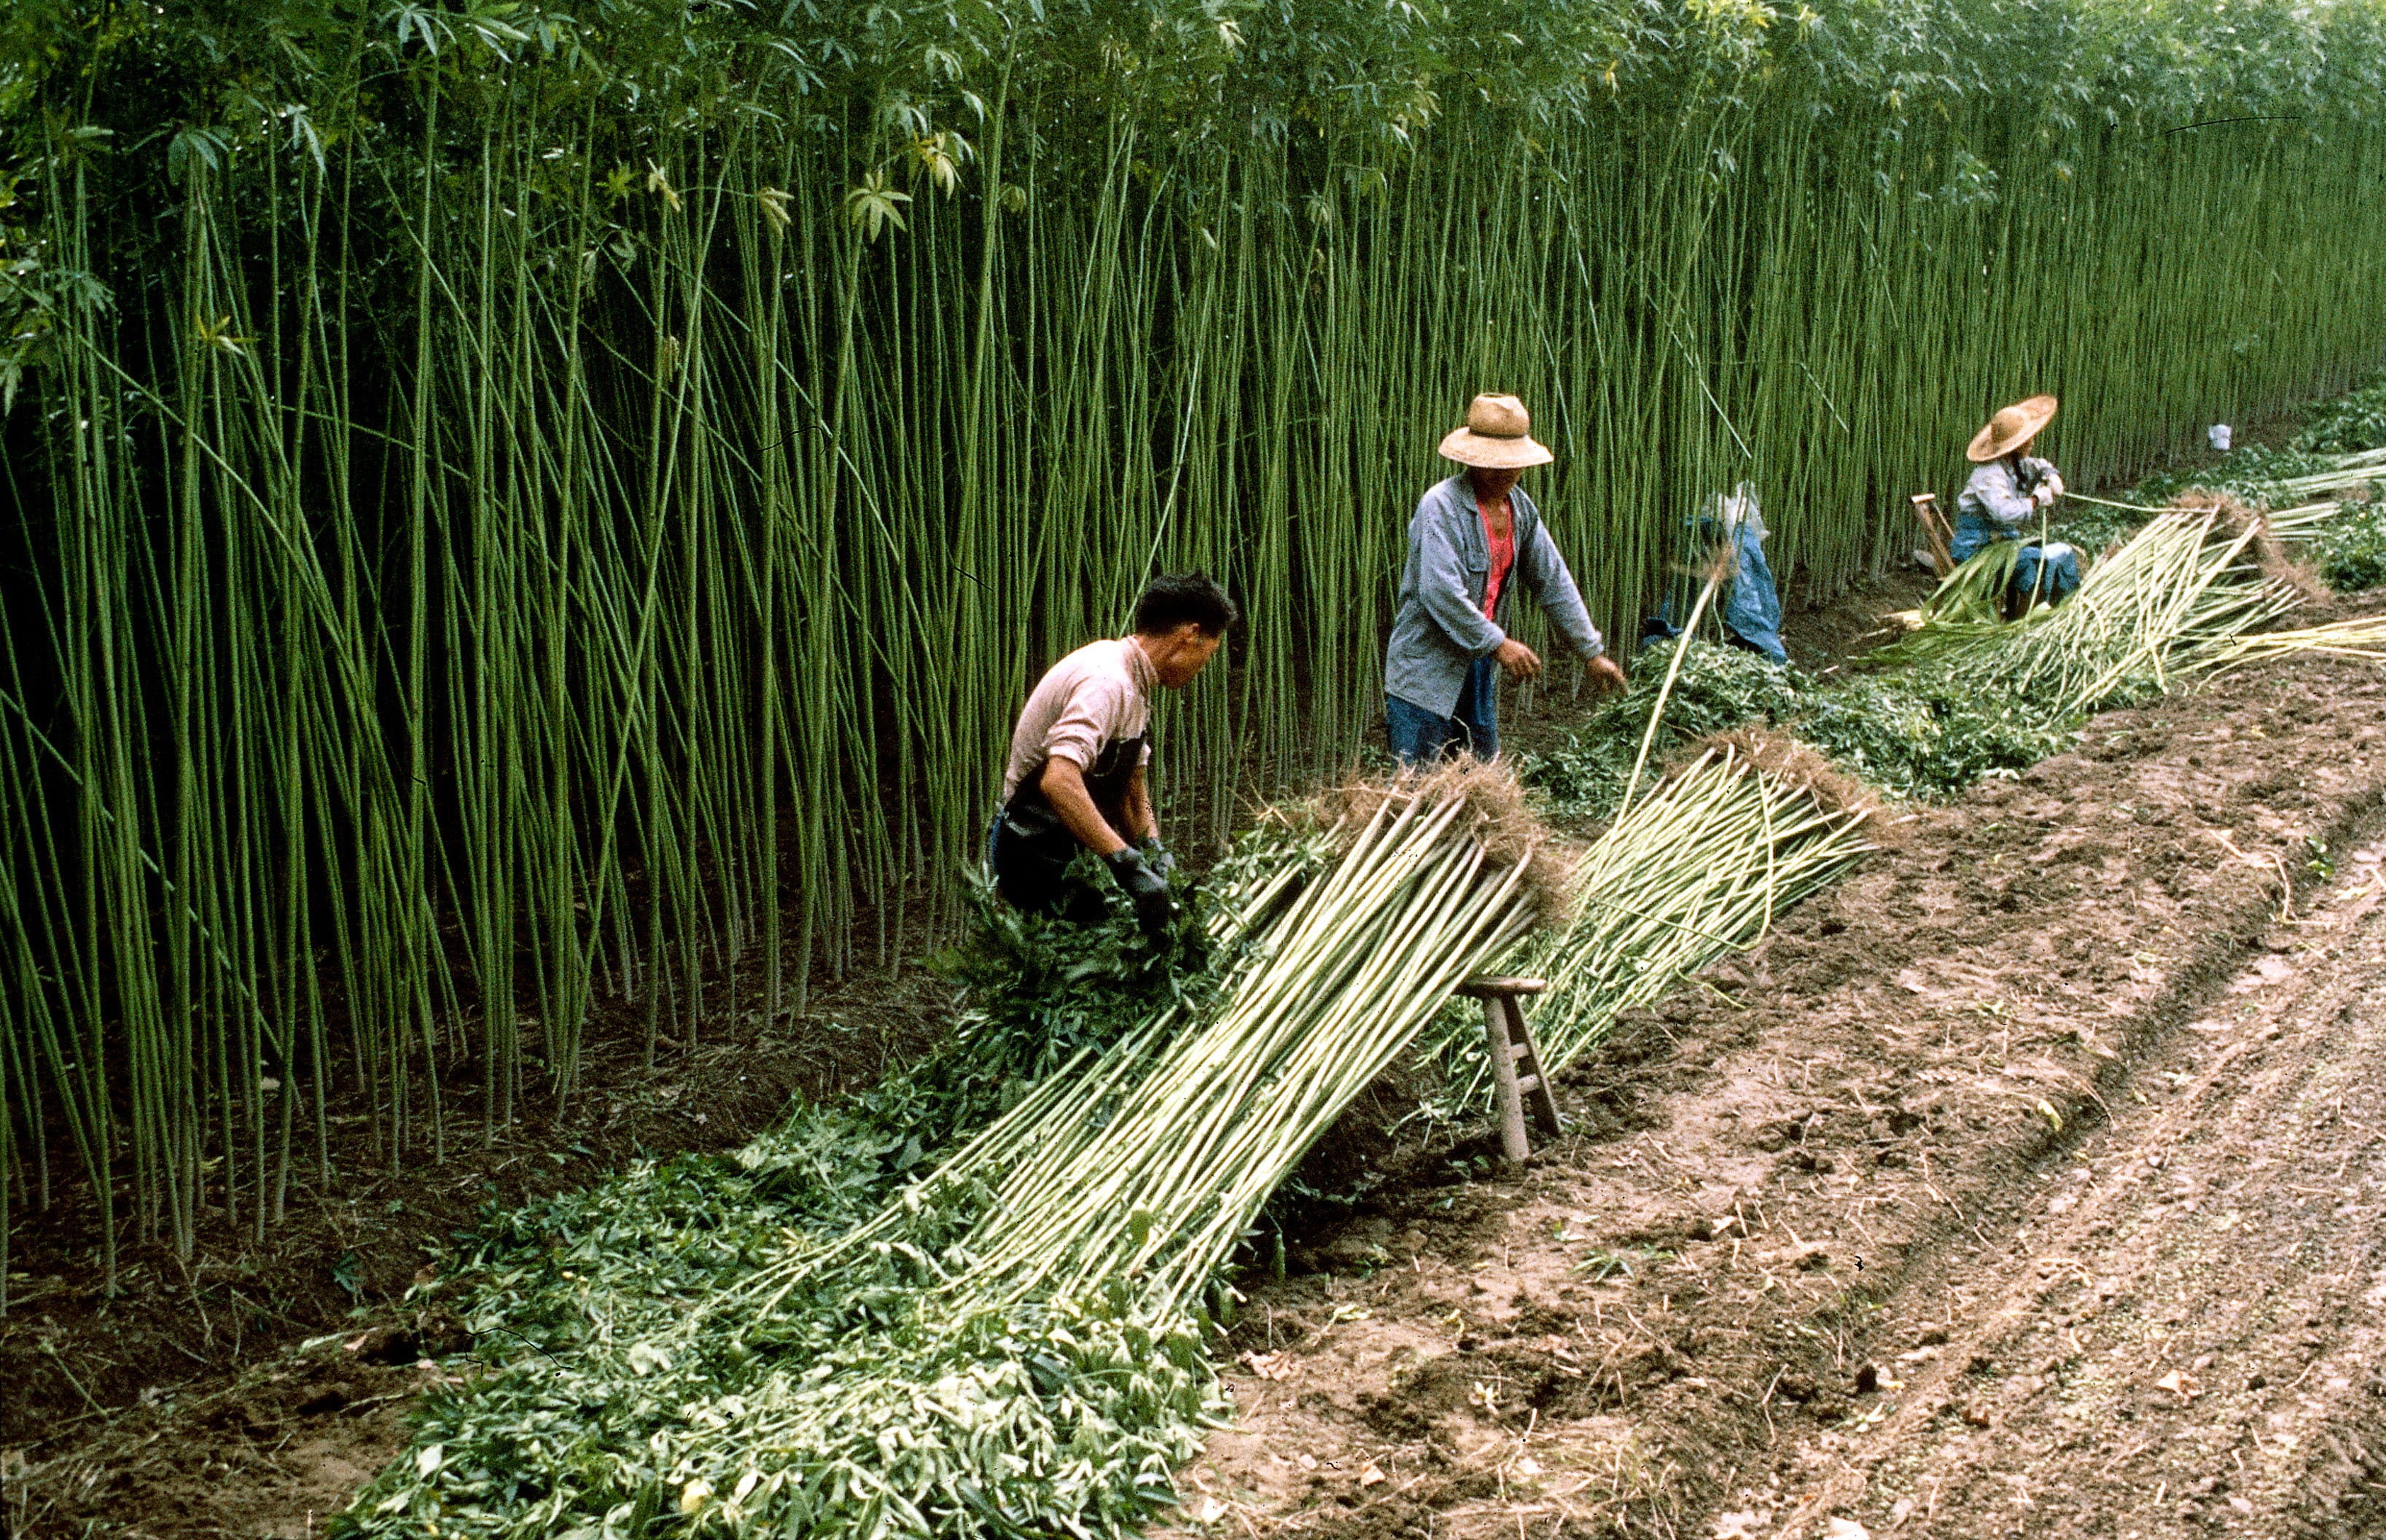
[1760, 838, 2386, 1538]
[1171, 653, 2386, 1540]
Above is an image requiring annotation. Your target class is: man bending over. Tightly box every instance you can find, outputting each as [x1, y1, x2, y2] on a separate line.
[991, 573, 1238, 935]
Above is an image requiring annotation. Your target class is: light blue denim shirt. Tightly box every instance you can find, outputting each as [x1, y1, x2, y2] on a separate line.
[1383, 475, 1603, 719]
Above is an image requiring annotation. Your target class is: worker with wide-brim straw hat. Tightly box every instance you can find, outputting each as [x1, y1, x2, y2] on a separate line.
[1951, 393, 2081, 609]
[1437, 393, 1557, 469]
[1384, 394, 1626, 766]
[1967, 394, 2059, 463]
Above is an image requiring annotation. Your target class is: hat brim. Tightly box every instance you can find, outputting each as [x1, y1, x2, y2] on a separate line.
[1966, 396, 2059, 462]
[1438, 427, 1554, 469]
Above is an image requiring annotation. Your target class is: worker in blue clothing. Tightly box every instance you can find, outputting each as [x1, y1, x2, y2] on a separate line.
[1382, 394, 1626, 765]
[1952, 394, 2081, 608]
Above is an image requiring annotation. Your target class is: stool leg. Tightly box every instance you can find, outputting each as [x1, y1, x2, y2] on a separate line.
[1484, 995, 1530, 1164]
[1510, 999, 1564, 1137]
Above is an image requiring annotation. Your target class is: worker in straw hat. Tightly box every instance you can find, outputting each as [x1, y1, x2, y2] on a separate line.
[1383, 394, 1626, 765]
[1952, 394, 2081, 607]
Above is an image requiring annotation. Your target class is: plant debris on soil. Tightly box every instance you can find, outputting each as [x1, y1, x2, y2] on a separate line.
[1514, 641, 2080, 811]
[0, 972, 954, 1539]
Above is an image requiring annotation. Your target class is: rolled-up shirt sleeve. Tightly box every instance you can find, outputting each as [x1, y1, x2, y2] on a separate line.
[1519, 520, 1604, 660]
[1037, 679, 1118, 773]
[1414, 508, 1508, 658]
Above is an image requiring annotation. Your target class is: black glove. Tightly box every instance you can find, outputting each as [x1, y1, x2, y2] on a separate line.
[1138, 837, 1176, 883]
[1104, 847, 1174, 938]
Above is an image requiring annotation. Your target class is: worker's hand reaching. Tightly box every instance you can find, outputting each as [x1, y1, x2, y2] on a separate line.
[1104, 848, 1174, 938]
[1138, 837, 1176, 883]
[1586, 654, 1628, 693]
[1494, 638, 1543, 681]
[2032, 471, 2065, 509]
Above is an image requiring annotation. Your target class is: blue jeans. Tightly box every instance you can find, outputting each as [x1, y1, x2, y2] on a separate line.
[1949, 516, 2081, 606]
[1387, 657, 1499, 767]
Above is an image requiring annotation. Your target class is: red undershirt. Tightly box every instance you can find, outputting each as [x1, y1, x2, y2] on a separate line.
[1479, 501, 1516, 620]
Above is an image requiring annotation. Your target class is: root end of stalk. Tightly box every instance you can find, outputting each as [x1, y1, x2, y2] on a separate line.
[1309, 762, 1573, 925]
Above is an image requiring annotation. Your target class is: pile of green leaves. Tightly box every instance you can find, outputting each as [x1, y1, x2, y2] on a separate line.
[2121, 443, 2342, 508]
[2304, 499, 2386, 592]
[336, 882, 1242, 1539]
[1516, 639, 2076, 813]
[349, 1156, 1217, 1540]
[2295, 373, 2386, 454]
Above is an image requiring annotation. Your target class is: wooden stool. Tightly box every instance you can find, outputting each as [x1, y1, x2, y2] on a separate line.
[1911, 493, 1954, 579]
[1458, 976, 1564, 1162]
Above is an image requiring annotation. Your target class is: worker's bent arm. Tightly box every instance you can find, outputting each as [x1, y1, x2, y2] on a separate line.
[1968, 462, 2038, 527]
[1040, 757, 1131, 856]
[1123, 762, 1158, 845]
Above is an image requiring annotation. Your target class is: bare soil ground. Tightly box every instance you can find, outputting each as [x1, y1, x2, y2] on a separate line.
[1171, 649, 2386, 1540]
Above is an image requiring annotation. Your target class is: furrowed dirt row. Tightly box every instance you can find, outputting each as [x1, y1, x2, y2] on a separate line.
[1755, 783, 2386, 1539]
[1174, 652, 2386, 1540]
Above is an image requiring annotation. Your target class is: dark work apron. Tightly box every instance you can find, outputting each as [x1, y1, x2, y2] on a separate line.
[991, 732, 1148, 918]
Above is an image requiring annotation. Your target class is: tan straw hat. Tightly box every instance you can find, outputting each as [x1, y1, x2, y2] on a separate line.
[1967, 394, 2059, 463]
[1438, 394, 1555, 469]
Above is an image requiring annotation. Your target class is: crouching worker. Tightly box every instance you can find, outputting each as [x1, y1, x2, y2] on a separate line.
[1954, 394, 2081, 609]
[991, 574, 1238, 937]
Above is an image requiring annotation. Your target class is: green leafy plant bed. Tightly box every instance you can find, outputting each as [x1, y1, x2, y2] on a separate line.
[2309, 502, 2386, 593]
[1518, 642, 2077, 812]
[2296, 373, 2386, 456]
[2120, 445, 2348, 510]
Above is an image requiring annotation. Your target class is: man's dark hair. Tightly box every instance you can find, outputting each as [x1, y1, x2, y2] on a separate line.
[1134, 572, 1239, 637]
